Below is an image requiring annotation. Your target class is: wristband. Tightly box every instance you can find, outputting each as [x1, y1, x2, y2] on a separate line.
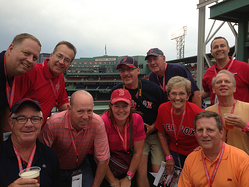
[127, 171, 134, 178]
[241, 122, 249, 132]
[110, 178, 117, 187]
[166, 155, 173, 160]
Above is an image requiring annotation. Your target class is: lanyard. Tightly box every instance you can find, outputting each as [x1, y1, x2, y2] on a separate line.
[201, 142, 225, 187]
[214, 59, 234, 76]
[156, 64, 167, 92]
[67, 114, 87, 166]
[170, 106, 186, 148]
[3, 55, 15, 107]
[114, 119, 129, 152]
[13, 144, 36, 172]
[43, 62, 59, 105]
[218, 100, 236, 143]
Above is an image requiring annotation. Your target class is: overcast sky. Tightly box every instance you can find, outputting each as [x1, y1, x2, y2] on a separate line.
[0, 0, 236, 61]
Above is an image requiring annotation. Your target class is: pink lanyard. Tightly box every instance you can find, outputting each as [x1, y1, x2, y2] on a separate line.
[214, 59, 234, 75]
[67, 114, 87, 166]
[114, 120, 129, 152]
[13, 144, 36, 172]
[218, 100, 236, 143]
[3, 55, 15, 107]
[170, 106, 186, 148]
[156, 64, 167, 92]
[43, 62, 59, 105]
[201, 142, 225, 187]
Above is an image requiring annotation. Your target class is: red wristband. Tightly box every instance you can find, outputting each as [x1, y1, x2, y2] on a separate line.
[166, 155, 173, 160]
[241, 122, 249, 132]
[127, 171, 134, 178]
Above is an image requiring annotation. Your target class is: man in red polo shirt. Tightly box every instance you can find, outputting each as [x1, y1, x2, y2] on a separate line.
[13, 41, 76, 128]
[202, 36, 249, 105]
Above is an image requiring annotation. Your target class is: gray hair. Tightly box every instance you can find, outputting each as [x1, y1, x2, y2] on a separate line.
[212, 70, 236, 87]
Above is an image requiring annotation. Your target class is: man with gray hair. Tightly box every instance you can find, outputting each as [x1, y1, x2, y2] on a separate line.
[0, 98, 60, 186]
[0, 33, 41, 141]
[206, 70, 249, 154]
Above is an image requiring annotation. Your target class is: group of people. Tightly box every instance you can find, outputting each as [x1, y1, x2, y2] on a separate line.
[0, 33, 248, 187]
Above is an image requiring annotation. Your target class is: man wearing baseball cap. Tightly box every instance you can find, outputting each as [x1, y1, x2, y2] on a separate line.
[112, 56, 166, 187]
[145, 48, 202, 108]
[0, 98, 60, 186]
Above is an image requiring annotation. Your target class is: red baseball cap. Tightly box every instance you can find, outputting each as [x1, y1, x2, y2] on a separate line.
[111, 89, 131, 105]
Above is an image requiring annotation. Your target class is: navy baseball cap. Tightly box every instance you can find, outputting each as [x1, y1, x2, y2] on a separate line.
[116, 56, 138, 70]
[145, 48, 164, 60]
[10, 98, 42, 116]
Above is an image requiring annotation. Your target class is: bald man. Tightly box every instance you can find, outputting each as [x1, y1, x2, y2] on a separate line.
[39, 90, 110, 187]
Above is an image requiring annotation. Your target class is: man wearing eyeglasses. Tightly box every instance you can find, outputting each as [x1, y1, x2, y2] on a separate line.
[12, 41, 76, 128]
[145, 48, 202, 108]
[112, 56, 166, 187]
[0, 98, 60, 187]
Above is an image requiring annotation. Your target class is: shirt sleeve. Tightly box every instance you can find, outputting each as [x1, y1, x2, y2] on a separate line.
[93, 115, 110, 161]
[133, 113, 146, 141]
[38, 119, 55, 147]
[154, 104, 167, 132]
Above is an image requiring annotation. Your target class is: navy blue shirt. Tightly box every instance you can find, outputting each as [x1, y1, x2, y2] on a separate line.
[149, 63, 200, 102]
[0, 136, 61, 186]
[0, 51, 8, 117]
[112, 78, 166, 130]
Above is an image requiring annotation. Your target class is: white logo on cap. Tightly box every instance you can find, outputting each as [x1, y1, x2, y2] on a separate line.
[119, 89, 125, 96]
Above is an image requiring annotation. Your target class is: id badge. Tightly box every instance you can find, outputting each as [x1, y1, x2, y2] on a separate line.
[71, 169, 82, 187]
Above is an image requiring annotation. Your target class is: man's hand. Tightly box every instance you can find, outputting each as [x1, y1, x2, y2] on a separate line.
[8, 178, 39, 187]
[120, 177, 131, 187]
[144, 123, 155, 136]
[225, 114, 247, 129]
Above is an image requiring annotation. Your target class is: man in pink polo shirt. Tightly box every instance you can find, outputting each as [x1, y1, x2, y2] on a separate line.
[39, 90, 110, 187]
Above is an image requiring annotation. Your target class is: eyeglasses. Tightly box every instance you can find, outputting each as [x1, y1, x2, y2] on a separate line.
[55, 53, 71, 64]
[169, 92, 187, 97]
[11, 116, 43, 124]
[119, 67, 137, 73]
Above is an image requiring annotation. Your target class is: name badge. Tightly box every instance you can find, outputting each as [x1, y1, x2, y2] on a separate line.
[72, 169, 82, 187]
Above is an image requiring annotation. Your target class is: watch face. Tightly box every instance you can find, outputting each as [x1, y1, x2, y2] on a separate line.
[127, 175, 132, 180]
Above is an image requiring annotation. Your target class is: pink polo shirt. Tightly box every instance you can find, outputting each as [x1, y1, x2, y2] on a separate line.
[39, 110, 110, 170]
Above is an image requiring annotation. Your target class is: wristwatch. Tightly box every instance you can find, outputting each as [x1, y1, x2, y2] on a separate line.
[126, 175, 132, 181]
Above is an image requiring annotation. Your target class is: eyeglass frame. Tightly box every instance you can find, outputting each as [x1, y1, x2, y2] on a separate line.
[119, 67, 137, 73]
[146, 55, 162, 63]
[55, 53, 71, 64]
[11, 116, 43, 124]
[169, 92, 187, 98]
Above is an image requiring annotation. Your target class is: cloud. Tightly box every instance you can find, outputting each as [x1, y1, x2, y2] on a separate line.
[0, 0, 236, 60]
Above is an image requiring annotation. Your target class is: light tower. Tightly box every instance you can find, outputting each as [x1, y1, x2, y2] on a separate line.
[170, 26, 187, 59]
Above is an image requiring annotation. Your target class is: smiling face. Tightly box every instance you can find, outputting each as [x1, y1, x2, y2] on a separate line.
[6, 38, 41, 76]
[195, 117, 223, 152]
[68, 92, 94, 131]
[119, 64, 140, 86]
[168, 86, 190, 114]
[111, 101, 131, 125]
[147, 55, 166, 75]
[212, 72, 236, 97]
[10, 105, 43, 145]
[210, 38, 230, 62]
[47, 44, 75, 77]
